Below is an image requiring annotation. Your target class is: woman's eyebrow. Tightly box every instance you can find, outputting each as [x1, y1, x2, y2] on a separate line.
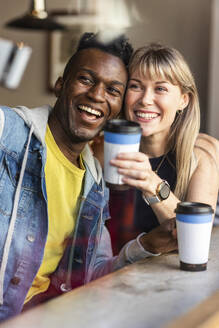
[129, 78, 141, 82]
[129, 78, 170, 85]
[155, 80, 169, 84]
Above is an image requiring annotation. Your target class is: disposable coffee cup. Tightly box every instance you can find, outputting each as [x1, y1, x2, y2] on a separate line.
[175, 202, 213, 271]
[104, 119, 141, 190]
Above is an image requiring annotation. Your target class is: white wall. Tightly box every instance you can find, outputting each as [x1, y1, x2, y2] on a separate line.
[0, 0, 212, 132]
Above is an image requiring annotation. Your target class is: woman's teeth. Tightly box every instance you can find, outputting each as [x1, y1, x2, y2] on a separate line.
[136, 112, 158, 119]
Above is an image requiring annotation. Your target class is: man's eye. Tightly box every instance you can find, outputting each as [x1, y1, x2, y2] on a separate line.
[78, 76, 92, 84]
[107, 86, 121, 96]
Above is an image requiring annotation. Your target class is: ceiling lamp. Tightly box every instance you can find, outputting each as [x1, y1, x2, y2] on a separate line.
[5, 0, 65, 31]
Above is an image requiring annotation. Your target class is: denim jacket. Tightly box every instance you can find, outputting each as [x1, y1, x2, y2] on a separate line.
[0, 105, 150, 321]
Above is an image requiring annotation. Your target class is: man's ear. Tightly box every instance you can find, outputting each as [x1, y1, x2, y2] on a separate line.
[54, 77, 63, 97]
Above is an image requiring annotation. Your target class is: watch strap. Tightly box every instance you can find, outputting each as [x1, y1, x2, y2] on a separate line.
[142, 180, 170, 206]
[142, 193, 160, 205]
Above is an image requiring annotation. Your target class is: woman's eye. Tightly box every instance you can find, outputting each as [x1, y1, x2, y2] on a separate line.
[156, 86, 167, 92]
[128, 83, 141, 90]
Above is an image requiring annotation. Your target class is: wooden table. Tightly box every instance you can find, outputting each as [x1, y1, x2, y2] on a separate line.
[1, 227, 219, 328]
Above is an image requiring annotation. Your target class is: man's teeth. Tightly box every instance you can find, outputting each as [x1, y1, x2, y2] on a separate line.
[78, 105, 101, 117]
[136, 112, 158, 119]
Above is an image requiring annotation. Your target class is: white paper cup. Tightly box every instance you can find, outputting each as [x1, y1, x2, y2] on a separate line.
[104, 119, 141, 190]
[175, 202, 213, 271]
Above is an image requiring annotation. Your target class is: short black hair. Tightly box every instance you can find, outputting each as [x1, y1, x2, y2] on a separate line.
[77, 32, 133, 67]
[63, 31, 133, 81]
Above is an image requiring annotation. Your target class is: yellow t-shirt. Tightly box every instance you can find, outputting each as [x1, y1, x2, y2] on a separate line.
[25, 125, 85, 303]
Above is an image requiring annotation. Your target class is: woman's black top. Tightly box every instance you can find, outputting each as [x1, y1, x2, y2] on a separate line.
[134, 151, 177, 232]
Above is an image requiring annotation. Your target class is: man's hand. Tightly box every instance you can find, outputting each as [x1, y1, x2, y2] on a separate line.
[139, 218, 178, 254]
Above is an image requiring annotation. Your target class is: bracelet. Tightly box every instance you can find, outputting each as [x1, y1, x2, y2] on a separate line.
[137, 232, 161, 256]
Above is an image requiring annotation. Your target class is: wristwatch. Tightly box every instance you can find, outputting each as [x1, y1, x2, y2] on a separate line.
[142, 180, 170, 206]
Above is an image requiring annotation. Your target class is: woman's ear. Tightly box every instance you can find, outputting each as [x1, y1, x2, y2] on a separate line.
[54, 77, 63, 97]
[180, 93, 190, 110]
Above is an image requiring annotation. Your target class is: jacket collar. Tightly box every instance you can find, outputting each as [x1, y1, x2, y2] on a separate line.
[13, 105, 102, 184]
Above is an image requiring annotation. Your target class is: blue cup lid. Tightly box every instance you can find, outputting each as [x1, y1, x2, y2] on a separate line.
[104, 119, 142, 134]
[175, 202, 213, 214]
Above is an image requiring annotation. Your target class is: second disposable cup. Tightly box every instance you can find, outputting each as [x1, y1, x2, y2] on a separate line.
[104, 119, 141, 190]
[175, 202, 213, 271]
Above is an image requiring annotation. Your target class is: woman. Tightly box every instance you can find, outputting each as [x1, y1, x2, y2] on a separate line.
[108, 43, 219, 235]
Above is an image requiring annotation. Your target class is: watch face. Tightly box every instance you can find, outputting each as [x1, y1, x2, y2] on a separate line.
[159, 181, 170, 200]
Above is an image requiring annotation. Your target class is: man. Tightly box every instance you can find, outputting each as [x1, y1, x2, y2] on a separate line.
[0, 32, 177, 321]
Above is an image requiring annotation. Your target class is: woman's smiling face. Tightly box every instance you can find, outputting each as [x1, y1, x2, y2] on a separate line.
[125, 70, 189, 140]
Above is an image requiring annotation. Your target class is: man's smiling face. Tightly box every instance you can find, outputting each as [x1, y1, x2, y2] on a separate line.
[54, 48, 128, 143]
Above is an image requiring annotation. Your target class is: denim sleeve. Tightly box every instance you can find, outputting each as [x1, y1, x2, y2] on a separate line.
[91, 227, 160, 281]
[0, 107, 5, 140]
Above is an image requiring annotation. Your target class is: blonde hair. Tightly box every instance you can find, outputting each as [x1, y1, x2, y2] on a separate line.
[128, 43, 200, 199]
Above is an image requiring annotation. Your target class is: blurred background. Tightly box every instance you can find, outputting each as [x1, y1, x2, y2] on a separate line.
[0, 0, 218, 138]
